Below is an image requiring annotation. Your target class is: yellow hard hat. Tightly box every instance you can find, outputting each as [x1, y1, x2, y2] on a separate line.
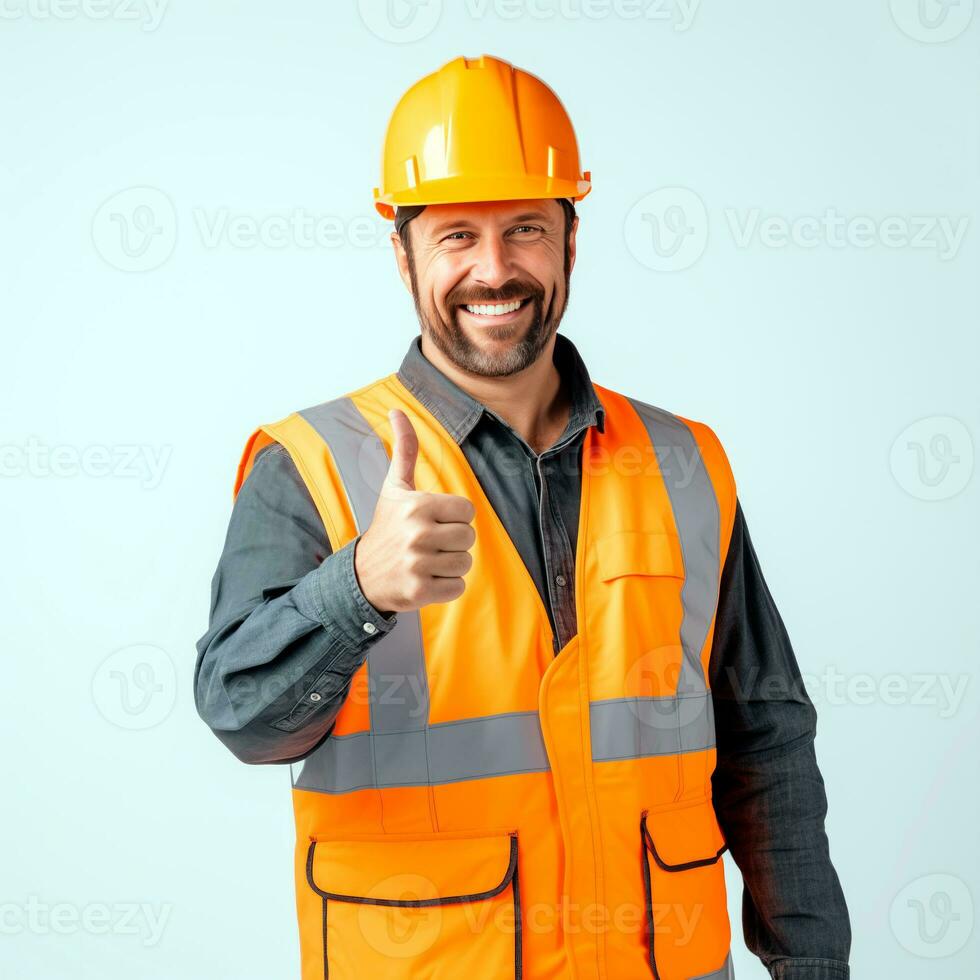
[373, 54, 592, 220]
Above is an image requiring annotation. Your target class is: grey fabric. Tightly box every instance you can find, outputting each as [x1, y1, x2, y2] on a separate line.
[193, 330, 850, 975]
[293, 710, 551, 794]
[589, 692, 715, 762]
[689, 952, 735, 979]
[768, 958, 851, 980]
[298, 396, 391, 530]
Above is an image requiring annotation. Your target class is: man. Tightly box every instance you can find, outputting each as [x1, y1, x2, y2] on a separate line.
[195, 54, 850, 980]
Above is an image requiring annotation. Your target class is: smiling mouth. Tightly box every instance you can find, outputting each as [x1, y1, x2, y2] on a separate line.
[457, 297, 531, 319]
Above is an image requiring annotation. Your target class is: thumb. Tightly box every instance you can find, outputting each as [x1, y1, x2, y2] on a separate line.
[386, 408, 419, 491]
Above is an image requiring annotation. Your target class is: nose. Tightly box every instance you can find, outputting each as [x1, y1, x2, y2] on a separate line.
[468, 234, 515, 291]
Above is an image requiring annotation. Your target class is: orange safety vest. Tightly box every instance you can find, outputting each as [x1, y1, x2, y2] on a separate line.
[234, 370, 738, 980]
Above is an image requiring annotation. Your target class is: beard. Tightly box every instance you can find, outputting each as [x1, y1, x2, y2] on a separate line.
[407, 251, 572, 379]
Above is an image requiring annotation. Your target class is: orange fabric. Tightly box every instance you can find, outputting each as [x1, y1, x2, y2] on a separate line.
[234, 376, 738, 980]
[310, 831, 519, 979]
[233, 429, 274, 498]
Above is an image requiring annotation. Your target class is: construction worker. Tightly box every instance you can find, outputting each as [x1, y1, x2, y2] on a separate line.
[195, 55, 850, 980]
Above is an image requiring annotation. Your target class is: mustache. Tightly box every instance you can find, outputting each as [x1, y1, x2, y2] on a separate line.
[448, 282, 544, 306]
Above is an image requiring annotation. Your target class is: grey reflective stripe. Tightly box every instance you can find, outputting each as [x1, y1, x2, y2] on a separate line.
[590, 692, 715, 762]
[428, 711, 550, 782]
[293, 696, 714, 793]
[626, 399, 721, 695]
[294, 397, 431, 789]
[293, 711, 550, 794]
[688, 952, 734, 980]
[299, 397, 388, 530]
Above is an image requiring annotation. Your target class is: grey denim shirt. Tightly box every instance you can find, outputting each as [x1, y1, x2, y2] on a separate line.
[194, 332, 851, 979]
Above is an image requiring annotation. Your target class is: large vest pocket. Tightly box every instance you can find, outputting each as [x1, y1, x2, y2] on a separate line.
[305, 829, 521, 979]
[640, 801, 733, 980]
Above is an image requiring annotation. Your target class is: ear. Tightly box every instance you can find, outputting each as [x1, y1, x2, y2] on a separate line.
[568, 214, 579, 276]
[390, 231, 412, 293]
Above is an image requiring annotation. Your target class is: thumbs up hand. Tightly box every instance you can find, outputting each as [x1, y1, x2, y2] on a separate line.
[353, 409, 477, 615]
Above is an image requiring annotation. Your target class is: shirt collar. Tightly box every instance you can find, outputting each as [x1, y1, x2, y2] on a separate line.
[396, 332, 606, 446]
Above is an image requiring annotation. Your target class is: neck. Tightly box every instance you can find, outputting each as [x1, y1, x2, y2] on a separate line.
[420, 332, 571, 455]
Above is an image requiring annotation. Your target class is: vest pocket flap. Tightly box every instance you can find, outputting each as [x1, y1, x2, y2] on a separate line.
[640, 801, 733, 980]
[307, 830, 518, 903]
[596, 530, 685, 581]
[642, 800, 728, 870]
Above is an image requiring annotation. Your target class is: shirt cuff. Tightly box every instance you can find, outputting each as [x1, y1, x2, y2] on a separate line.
[770, 959, 850, 980]
[307, 535, 398, 641]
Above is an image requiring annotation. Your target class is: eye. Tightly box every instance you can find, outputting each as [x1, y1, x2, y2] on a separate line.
[511, 225, 540, 235]
[443, 231, 471, 241]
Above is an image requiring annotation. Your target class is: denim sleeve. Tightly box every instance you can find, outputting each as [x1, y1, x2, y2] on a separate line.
[708, 499, 852, 980]
[194, 443, 397, 765]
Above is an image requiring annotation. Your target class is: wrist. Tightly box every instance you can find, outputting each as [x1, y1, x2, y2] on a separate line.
[353, 534, 395, 618]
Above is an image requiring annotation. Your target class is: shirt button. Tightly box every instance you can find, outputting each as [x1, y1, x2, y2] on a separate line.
[309, 692, 322, 702]
[363, 622, 378, 634]
[555, 574, 567, 587]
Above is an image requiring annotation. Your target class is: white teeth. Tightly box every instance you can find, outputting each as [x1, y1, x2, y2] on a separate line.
[463, 299, 523, 316]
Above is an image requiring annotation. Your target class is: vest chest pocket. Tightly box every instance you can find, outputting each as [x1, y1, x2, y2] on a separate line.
[640, 801, 734, 980]
[305, 830, 522, 979]
[596, 530, 685, 582]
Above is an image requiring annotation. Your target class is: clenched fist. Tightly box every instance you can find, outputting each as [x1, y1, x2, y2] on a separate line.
[353, 408, 477, 615]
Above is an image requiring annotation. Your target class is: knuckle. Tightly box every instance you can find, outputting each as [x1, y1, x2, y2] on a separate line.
[406, 490, 433, 515]
[404, 579, 427, 605]
[404, 517, 429, 547]
[406, 552, 428, 576]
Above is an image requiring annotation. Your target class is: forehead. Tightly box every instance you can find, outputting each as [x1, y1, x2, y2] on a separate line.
[418, 199, 563, 234]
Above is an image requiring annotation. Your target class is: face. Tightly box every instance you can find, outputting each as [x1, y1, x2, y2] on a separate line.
[392, 199, 577, 378]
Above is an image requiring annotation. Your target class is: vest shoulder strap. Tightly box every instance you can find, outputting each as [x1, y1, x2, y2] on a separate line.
[677, 414, 738, 569]
[232, 373, 401, 552]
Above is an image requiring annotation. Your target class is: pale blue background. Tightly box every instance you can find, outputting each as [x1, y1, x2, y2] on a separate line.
[1, 2, 978, 978]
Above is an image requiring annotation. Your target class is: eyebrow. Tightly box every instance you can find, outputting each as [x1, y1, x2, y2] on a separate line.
[427, 211, 554, 236]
